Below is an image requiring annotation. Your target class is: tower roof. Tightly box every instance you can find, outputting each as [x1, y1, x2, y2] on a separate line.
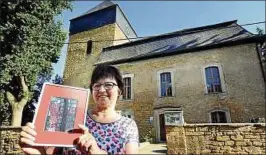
[84, 0, 115, 15]
[69, 1, 137, 38]
[71, 1, 116, 20]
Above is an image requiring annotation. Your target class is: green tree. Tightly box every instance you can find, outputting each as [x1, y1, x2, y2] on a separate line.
[0, 1, 72, 126]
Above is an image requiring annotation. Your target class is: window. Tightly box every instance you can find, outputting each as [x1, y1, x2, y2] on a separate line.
[122, 110, 134, 119]
[211, 111, 227, 123]
[157, 69, 175, 97]
[208, 108, 231, 123]
[86, 40, 92, 54]
[122, 74, 134, 100]
[205, 66, 222, 93]
[117, 110, 134, 119]
[123, 77, 131, 99]
[160, 72, 172, 97]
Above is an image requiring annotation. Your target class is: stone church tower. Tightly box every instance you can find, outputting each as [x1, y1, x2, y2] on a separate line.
[63, 1, 137, 87]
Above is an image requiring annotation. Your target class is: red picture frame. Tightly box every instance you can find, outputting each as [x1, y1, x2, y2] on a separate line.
[32, 83, 89, 147]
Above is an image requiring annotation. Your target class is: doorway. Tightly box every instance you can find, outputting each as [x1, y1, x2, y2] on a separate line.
[159, 114, 166, 141]
[154, 106, 181, 142]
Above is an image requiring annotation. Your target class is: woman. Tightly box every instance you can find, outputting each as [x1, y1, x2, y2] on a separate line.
[20, 65, 139, 154]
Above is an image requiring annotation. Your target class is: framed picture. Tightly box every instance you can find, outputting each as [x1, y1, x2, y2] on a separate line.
[32, 83, 90, 147]
[164, 111, 184, 126]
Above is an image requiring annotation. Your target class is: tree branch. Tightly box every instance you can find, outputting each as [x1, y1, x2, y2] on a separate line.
[18, 76, 29, 107]
[6, 91, 17, 108]
[20, 76, 28, 94]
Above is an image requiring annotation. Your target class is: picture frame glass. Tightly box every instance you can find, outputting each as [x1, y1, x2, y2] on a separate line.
[164, 111, 183, 125]
[45, 97, 78, 132]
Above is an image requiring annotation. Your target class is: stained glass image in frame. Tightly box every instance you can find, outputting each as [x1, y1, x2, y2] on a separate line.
[45, 97, 78, 132]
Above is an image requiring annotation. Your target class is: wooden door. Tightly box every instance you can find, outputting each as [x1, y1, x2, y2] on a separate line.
[159, 114, 166, 141]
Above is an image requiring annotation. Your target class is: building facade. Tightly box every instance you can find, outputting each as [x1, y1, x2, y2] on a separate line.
[63, 1, 266, 142]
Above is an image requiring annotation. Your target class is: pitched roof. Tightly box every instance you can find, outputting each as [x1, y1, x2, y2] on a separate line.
[96, 20, 255, 65]
[71, 1, 116, 21]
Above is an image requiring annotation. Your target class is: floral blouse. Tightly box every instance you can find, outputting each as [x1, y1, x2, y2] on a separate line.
[63, 115, 139, 154]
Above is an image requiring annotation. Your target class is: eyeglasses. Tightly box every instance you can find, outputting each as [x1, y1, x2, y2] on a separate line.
[92, 82, 118, 91]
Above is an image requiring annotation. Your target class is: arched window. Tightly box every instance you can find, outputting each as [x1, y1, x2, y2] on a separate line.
[205, 66, 222, 93]
[211, 111, 227, 123]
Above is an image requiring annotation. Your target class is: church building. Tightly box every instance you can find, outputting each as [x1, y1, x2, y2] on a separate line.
[63, 1, 266, 142]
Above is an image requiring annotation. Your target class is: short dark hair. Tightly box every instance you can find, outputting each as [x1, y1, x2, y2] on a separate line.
[89, 65, 123, 93]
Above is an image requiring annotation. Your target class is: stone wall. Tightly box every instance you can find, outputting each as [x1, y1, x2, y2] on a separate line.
[0, 127, 23, 154]
[1, 124, 266, 154]
[166, 123, 266, 154]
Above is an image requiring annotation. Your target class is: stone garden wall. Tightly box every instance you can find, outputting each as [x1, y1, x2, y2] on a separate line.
[166, 123, 266, 154]
[0, 126, 23, 154]
[1, 123, 266, 154]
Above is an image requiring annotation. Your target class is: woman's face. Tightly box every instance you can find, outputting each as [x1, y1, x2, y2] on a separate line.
[92, 77, 120, 109]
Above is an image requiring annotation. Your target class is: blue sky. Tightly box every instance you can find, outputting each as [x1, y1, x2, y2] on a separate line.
[52, 1, 265, 78]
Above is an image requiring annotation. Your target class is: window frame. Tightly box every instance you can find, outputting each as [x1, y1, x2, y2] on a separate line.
[202, 64, 226, 94]
[210, 111, 227, 123]
[205, 66, 222, 93]
[208, 108, 231, 123]
[157, 69, 175, 97]
[121, 73, 134, 101]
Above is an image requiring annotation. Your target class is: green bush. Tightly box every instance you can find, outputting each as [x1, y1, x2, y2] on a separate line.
[143, 128, 156, 143]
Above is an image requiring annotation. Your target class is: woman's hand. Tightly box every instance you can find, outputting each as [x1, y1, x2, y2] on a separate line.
[77, 124, 107, 154]
[19, 122, 46, 154]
